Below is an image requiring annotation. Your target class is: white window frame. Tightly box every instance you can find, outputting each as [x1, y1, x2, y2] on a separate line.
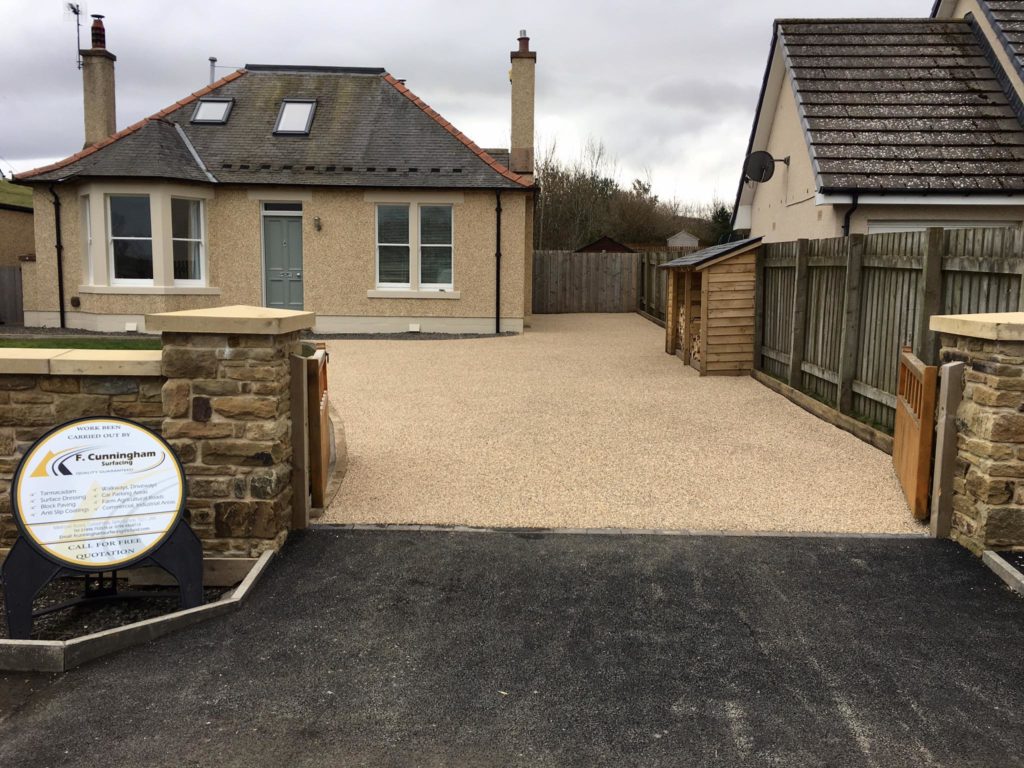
[170, 197, 207, 287]
[418, 204, 454, 291]
[375, 203, 412, 289]
[107, 193, 155, 287]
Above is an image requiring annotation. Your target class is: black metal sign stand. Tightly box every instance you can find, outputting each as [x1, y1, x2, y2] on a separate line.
[3, 521, 204, 640]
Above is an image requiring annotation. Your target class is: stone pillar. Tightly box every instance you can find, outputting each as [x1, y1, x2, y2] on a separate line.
[146, 306, 315, 557]
[932, 313, 1024, 553]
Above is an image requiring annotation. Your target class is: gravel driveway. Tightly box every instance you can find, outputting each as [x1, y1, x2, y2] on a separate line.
[323, 313, 918, 533]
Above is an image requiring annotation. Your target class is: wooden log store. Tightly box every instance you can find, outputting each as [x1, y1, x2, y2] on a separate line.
[659, 237, 762, 376]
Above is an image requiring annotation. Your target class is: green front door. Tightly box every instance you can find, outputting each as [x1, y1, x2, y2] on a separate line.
[263, 216, 304, 310]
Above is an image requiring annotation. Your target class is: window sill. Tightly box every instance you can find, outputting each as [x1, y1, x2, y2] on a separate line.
[367, 289, 460, 300]
[78, 285, 223, 296]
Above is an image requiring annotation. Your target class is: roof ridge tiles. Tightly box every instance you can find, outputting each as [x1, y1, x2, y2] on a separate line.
[16, 69, 245, 182]
[381, 72, 531, 188]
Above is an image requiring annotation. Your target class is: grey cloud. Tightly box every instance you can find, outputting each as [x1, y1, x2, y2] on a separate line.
[1, 0, 928, 201]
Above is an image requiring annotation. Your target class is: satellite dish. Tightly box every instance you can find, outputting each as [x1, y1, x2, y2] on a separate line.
[743, 151, 789, 184]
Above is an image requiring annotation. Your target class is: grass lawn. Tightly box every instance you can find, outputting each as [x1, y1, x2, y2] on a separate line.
[0, 337, 161, 350]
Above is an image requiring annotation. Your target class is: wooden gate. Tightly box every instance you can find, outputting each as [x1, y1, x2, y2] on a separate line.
[307, 346, 330, 508]
[892, 347, 938, 519]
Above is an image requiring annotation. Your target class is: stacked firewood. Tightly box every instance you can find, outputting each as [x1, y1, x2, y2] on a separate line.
[690, 321, 701, 363]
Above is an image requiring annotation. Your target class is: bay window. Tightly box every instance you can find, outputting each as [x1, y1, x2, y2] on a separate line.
[78, 184, 215, 294]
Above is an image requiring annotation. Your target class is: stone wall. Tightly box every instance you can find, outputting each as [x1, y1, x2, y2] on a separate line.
[0, 304, 316, 561]
[159, 331, 297, 557]
[939, 333, 1024, 553]
[0, 373, 164, 549]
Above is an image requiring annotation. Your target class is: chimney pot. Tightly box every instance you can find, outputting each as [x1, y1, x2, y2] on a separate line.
[90, 14, 106, 50]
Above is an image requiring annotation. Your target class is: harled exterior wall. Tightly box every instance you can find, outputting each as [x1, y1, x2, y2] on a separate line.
[24, 184, 531, 333]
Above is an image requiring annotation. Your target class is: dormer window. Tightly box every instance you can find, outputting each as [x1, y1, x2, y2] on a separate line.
[191, 98, 233, 124]
[275, 100, 316, 134]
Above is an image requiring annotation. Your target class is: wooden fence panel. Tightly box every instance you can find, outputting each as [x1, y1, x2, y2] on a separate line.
[533, 250, 643, 314]
[0, 266, 23, 327]
[756, 226, 1024, 437]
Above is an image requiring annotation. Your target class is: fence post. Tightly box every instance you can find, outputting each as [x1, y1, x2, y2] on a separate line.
[930, 361, 963, 539]
[788, 239, 810, 388]
[837, 234, 865, 413]
[753, 247, 765, 372]
[665, 270, 678, 354]
[914, 227, 944, 365]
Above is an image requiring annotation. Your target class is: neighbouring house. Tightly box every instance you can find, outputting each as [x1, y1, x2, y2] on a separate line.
[15, 18, 536, 334]
[0, 178, 33, 266]
[733, 3, 1024, 242]
[666, 229, 699, 249]
[575, 235, 635, 253]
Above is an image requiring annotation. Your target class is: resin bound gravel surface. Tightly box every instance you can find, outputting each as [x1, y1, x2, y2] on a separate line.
[324, 314, 919, 533]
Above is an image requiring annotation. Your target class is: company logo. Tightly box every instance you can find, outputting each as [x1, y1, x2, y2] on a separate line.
[30, 446, 164, 478]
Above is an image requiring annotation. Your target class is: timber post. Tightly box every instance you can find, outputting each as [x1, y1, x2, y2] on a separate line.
[787, 238, 810, 388]
[837, 234, 865, 414]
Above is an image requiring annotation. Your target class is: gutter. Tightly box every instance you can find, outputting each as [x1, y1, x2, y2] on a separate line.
[842, 192, 859, 237]
[495, 190, 502, 334]
[48, 183, 66, 329]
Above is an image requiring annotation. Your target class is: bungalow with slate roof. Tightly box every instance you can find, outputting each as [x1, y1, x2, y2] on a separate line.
[15, 18, 537, 333]
[733, 2, 1024, 242]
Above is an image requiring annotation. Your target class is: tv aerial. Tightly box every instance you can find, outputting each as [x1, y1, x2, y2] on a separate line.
[63, 2, 88, 69]
[743, 151, 790, 184]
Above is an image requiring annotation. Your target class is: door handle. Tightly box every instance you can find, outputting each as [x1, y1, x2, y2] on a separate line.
[295, 272, 302, 278]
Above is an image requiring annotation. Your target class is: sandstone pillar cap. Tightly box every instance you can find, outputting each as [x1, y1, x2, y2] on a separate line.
[930, 312, 1024, 342]
[146, 305, 315, 335]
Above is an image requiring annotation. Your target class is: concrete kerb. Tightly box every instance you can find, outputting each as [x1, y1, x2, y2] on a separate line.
[0, 551, 274, 673]
[325, 523, 928, 539]
[982, 550, 1024, 597]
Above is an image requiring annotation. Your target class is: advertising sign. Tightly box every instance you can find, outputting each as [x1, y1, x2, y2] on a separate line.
[11, 417, 186, 570]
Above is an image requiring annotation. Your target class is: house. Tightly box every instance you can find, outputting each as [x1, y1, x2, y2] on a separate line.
[15, 18, 537, 334]
[666, 229, 699, 249]
[575, 235, 634, 253]
[0, 178, 33, 266]
[733, 3, 1024, 242]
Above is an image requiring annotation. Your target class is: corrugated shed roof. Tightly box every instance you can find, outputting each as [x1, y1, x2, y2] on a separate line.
[779, 18, 1024, 193]
[658, 237, 761, 269]
[18, 67, 529, 190]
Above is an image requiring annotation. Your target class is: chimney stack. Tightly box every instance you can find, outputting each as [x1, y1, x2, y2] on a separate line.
[509, 29, 536, 182]
[81, 14, 117, 148]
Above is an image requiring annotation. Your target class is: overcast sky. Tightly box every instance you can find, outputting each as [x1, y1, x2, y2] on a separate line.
[2, 0, 926, 205]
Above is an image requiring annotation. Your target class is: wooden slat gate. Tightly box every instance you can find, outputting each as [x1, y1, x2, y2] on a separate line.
[892, 347, 938, 519]
[307, 347, 330, 508]
[0, 266, 24, 327]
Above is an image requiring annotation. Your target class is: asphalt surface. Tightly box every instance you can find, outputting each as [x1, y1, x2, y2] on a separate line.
[2, 528, 1023, 767]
